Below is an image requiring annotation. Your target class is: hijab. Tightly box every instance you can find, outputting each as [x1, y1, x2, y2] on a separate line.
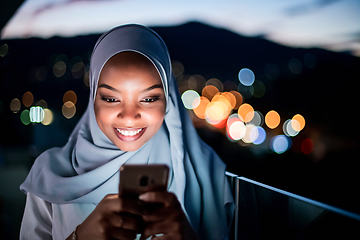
[21, 24, 233, 239]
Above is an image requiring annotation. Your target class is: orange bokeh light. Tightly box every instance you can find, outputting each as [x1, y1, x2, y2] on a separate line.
[193, 96, 210, 119]
[265, 110, 281, 129]
[238, 103, 254, 122]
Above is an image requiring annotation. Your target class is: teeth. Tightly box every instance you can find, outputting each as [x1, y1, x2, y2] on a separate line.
[117, 128, 142, 136]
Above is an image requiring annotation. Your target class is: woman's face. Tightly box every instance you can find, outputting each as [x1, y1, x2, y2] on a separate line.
[94, 52, 166, 151]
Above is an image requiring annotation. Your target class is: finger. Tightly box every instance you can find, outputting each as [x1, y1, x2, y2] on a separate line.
[107, 213, 142, 232]
[142, 207, 185, 223]
[108, 226, 138, 240]
[139, 191, 179, 207]
[101, 195, 144, 216]
[142, 221, 178, 240]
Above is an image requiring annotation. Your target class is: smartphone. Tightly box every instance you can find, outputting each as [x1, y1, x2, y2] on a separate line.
[119, 164, 169, 199]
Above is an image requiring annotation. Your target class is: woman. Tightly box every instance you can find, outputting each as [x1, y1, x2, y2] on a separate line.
[20, 24, 234, 240]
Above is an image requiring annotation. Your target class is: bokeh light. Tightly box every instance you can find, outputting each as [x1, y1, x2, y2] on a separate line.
[301, 138, 314, 154]
[0, 44, 9, 57]
[283, 119, 300, 137]
[181, 90, 200, 109]
[289, 58, 302, 74]
[242, 124, 257, 143]
[20, 109, 30, 125]
[41, 109, 54, 125]
[238, 103, 254, 122]
[247, 111, 263, 126]
[53, 61, 66, 77]
[265, 110, 280, 129]
[22, 91, 34, 107]
[238, 68, 255, 86]
[30, 106, 44, 123]
[62, 101, 76, 119]
[252, 126, 266, 145]
[36, 100, 48, 109]
[35, 66, 48, 81]
[202, 85, 219, 101]
[221, 92, 236, 109]
[292, 114, 305, 131]
[270, 135, 291, 154]
[228, 120, 246, 140]
[63, 90, 77, 104]
[207, 78, 224, 92]
[193, 96, 210, 119]
[205, 99, 230, 125]
[171, 60, 184, 78]
[251, 81, 266, 98]
[10, 98, 21, 113]
[230, 90, 243, 109]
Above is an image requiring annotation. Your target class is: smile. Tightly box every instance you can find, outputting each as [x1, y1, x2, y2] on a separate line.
[116, 128, 142, 136]
[114, 127, 146, 142]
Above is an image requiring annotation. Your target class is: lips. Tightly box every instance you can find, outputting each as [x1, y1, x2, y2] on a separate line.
[114, 127, 146, 142]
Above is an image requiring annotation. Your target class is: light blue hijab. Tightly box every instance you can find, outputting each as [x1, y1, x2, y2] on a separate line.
[21, 24, 234, 239]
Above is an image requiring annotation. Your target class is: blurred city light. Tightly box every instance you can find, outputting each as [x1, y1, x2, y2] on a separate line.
[252, 126, 266, 145]
[242, 124, 257, 143]
[171, 60, 184, 78]
[193, 96, 209, 119]
[238, 103, 254, 122]
[181, 90, 200, 109]
[22, 91, 34, 107]
[10, 98, 21, 113]
[270, 135, 291, 154]
[0, 44, 9, 57]
[292, 114, 305, 131]
[30, 106, 44, 123]
[202, 85, 219, 101]
[53, 61, 66, 77]
[289, 58, 302, 74]
[247, 111, 264, 126]
[228, 120, 246, 140]
[238, 68, 255, 86]
[283, 119, 300, 137]
[265, 110, 281, 129]
[36, 100, 48, 109]
[63, 90, 77, 104]
[20, 109, 30, 125]
[41, 109, 54, 125]
[301, 138, 314, 154]
[62, 101, 76, 119]
[230, 90, 243, 109]
[251, 81, 266, 98]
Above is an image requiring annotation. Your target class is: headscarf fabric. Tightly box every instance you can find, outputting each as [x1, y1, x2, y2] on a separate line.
[21, 24, 233, 239]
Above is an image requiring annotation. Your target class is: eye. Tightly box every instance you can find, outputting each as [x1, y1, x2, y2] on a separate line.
[101, 97, 119, 103]
[141, 96, 160, 103]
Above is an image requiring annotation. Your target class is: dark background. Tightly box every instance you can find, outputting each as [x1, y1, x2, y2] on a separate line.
[0, 20, 359, 239]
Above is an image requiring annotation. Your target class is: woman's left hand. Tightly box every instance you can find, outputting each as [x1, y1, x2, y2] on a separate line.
[139, 191, 200, 240]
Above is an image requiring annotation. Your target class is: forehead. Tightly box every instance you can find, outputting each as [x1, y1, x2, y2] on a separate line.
[99, 51, 161, 82]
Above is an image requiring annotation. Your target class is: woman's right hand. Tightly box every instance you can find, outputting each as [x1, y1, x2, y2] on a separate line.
[74, 194, 144, 240]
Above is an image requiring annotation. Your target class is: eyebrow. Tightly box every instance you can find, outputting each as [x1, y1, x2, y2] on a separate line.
[97, 83, 163, 93]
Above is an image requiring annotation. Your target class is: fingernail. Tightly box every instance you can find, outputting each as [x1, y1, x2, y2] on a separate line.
[139, 193, 148, 201]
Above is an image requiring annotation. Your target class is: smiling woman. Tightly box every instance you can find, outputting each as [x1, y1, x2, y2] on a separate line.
[94, 51, 166, 152]
[19, 24, 233, 240]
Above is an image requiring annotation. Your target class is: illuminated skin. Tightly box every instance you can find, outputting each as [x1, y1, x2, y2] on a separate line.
[70, 52, 200, 240]
[94, 51, 166, 152]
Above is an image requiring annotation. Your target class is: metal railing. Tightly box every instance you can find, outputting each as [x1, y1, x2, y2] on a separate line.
[226, 172, 360, 240]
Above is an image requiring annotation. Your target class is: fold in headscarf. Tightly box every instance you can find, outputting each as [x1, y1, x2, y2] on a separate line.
[20, 24, 233, 239]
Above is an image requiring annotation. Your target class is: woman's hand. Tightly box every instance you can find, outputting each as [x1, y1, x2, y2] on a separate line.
[70, 194, 144, 240]
[139, 191, 200, 240]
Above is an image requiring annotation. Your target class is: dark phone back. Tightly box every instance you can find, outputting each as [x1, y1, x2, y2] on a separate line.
[119, 164, 169, 199]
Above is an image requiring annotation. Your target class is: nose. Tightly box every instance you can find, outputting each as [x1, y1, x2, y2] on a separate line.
[117, 103, 141, 124]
